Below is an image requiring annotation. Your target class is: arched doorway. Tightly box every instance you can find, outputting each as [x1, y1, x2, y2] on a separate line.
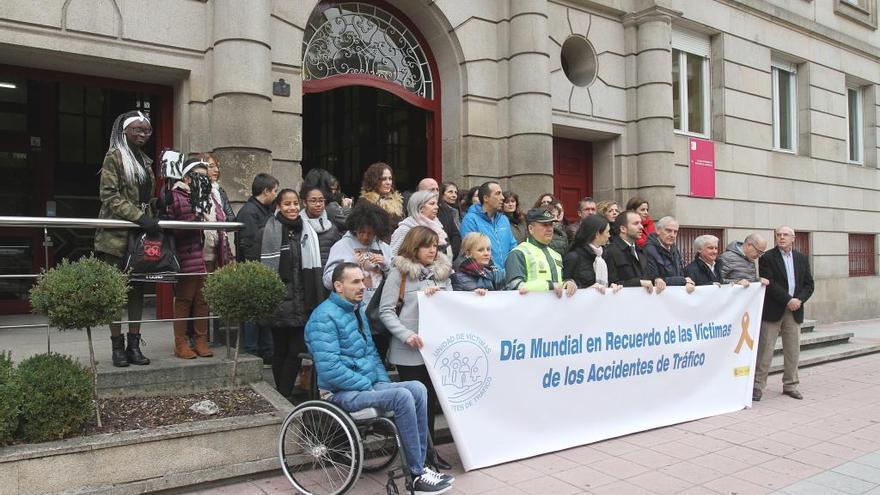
[301, 1, 440, 196]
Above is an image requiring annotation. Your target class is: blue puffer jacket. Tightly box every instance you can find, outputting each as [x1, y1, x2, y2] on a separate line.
[305, 292, 390, 393]
[460, 203, 518, 273]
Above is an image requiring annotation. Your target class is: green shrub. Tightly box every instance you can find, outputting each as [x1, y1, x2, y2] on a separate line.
[203, 261, 286, 323]
[30, 255, 128, 330]
[0, 351, 21, 444]
[17, 353, 93, 443]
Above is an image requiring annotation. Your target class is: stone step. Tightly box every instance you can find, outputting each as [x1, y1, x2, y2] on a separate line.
[801, 319, 817, 333]
[97, 349, 263, 398]
[770, 340, 880, 373]
[773, 330, 853, 354]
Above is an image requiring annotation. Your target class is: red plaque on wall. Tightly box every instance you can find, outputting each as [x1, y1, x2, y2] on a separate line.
[689, 137, 715, 198]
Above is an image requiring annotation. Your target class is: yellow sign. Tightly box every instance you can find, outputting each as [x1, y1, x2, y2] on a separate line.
[733, 366, 751, 377]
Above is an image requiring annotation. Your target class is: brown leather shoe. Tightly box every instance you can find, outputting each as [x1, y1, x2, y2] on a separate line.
[193, 337, 214, 357]
[783, 390, 803, 400]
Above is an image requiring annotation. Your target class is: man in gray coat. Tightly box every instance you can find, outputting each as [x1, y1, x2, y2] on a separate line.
[719, 233, 770, 285]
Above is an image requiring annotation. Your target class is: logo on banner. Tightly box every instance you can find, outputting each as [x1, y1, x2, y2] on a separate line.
[734, 312, 754, 353]
[434, 333, 492, 411]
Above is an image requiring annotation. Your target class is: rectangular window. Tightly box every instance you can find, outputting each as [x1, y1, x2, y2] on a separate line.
[772, 62, 797, 151]
[847, 86, 864, 164]
[672, 49, 710, 136]
[676, 227, 724, 265]
[793, 232, 810, 258]
[849, 234, 876, 277]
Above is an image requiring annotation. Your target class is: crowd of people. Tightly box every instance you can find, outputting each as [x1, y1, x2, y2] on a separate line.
[96, 110, 814, 495]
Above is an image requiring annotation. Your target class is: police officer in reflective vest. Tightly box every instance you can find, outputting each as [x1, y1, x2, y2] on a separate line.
[504, 207, 578, 297]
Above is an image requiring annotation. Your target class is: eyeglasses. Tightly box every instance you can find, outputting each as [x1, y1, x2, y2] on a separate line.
[128, 128, 152, 137]
[306, 198, 326, 204]
[749, 243, 766, 256]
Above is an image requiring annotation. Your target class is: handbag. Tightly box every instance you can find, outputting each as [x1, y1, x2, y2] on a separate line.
[123, 230, 181, 283]
[365, 270, 406, 336]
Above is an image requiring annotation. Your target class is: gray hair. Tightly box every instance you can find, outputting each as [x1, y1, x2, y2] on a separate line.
[693, 234, 719, 253]
[656, 216, 678, 230]
[407, 190, 439, 218]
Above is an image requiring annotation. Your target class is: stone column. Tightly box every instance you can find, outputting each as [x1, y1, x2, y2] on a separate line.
[622, 6, 679, 216]
[210, 0, 273, 202]
[506, 0, 553, 201]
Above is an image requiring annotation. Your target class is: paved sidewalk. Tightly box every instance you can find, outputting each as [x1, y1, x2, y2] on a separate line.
[174, 351, 880, 495]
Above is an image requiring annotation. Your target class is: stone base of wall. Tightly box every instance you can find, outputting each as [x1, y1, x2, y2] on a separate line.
[806, 276, 880, 323]
[0, 382, 292, 495]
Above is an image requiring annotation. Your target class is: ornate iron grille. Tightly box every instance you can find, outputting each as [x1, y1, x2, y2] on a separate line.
[303, 3, 434, 99]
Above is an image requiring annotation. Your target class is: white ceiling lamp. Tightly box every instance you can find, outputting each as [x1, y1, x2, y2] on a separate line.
[0, 82, 17, 89]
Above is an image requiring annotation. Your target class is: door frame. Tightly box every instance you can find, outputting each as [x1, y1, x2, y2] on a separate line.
[301, 0, 442, 180]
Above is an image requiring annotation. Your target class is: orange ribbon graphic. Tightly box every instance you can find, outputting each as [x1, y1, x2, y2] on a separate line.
[735, 312, 754, 353]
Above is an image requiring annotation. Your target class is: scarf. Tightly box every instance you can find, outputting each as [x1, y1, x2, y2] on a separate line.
[589, 243, 609, 286]
[405, 191, 449, 246]
[397, 216, 449, 248]
[261, 213, 321, 275]
[305, 208, 333, 234]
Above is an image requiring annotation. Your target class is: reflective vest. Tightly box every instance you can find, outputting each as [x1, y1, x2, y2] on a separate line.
[514, 240, 563, 285]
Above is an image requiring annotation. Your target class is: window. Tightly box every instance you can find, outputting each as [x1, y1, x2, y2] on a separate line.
[793, 231, 810, 259]
[772, 60, 797, 152]
[847, 86, 864, 164]
[672, 28, 710, 136]
[835, 0, 877, 29]
[676, 227, 724, 265]
[849, 234, 876, 277]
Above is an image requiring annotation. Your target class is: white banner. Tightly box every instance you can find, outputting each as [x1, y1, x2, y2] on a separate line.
[418, 284, 765, 471]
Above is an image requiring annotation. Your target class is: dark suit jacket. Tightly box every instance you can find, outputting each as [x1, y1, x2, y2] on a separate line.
[437, 202, 462, 259]
[758, 247, 814, 323]
[607, 236, 648, 287]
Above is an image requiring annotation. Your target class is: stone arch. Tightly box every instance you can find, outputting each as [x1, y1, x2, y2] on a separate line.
[62, 0, 123, 39]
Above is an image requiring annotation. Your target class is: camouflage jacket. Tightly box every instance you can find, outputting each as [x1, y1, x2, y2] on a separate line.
[94, 149, 156, 258]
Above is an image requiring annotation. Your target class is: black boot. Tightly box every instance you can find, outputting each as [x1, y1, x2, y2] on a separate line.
[427, 447, 452, 471]
[125, 332, 151, 365]
[111, 335, 129, 367]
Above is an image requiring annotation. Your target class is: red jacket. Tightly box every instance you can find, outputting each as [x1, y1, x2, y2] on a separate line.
[636, 214, 656, 248]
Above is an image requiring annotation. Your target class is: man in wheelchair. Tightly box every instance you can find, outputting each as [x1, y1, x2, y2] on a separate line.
[305, 262, 454, 495]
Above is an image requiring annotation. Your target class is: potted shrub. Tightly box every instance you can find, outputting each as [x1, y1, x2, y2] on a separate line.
[29, 256, 128, 427]
[203, 261, 285, 387]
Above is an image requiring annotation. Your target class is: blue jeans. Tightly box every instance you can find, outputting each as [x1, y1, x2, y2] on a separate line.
[330, 381, 428, 476]
[242, 321, 273, 359]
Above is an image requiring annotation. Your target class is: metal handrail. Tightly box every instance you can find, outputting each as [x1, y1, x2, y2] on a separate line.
[0, 216, 244, 231]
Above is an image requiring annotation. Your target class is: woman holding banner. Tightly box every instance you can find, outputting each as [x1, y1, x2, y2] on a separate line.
[380, 226, 454, 472]
[452, 232, 505, 293]
[563, 215, 622, 293]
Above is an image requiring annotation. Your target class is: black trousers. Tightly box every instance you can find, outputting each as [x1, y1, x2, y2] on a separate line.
[373, 333, 391, 364]
[396, 364, 439, 442]
[271, 326, 306, 398]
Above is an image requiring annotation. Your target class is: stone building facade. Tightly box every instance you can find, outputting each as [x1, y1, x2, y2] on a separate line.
[0, 0, 878, 322]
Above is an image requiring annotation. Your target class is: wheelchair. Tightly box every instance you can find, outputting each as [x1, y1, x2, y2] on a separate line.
[278, 354, 415, 495]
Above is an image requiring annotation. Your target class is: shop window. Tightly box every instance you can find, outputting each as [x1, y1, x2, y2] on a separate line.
[849, 234, 876, 277]
[847, 86, 864, 164]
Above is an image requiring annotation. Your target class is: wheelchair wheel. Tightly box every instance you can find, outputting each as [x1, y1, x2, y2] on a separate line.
[279, 400, 362, 495]
[360, 417, 400, 473]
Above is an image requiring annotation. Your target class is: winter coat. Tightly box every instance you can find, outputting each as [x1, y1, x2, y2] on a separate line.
[322, 232, 392, 308]
[380, 252, 453, 366]
[505, 213, 528, 243]
[563, 245, 604, 289]
[236, 196, 273, 262]
[168, 185, 230, 274]
[359, 190, 404, 241]
[451, 256, 505, 291]
[305, 292, 390, 393]
[390, 216, 452, 259]
[95, 149, 157, 258]
[644, 233, 688, 286]
[606, 235, 648, 287]
[216, 185, 236, 222]
[685, 257, 723, 286]
[460, 204, 518, 274]
[438, 202, 462, 259]
[719, 241, 759, 283]
[326, 200, 351, 232]
[304, 212, 343, 266]
[261, 215, 325, 328]
[636, 214, 656, 248]
[759, 247, 814, 324]
[549, 223, 569, 258]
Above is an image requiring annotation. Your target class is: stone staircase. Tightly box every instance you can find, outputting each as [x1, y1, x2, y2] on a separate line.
[769, 320, 880, 373]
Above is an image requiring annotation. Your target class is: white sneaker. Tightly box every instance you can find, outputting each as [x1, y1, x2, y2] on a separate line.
[424, 467, 455, 484]
[410, 470, 452, 495]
